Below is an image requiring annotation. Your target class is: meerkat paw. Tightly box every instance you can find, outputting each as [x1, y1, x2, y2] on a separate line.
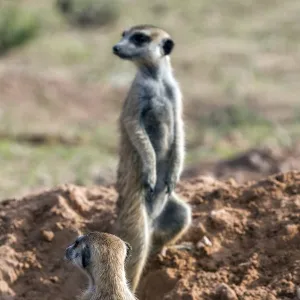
[142, 165, 156, 190]
[165, 174, 178, 195]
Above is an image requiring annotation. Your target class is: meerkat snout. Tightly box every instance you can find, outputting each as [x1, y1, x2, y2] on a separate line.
[113, 45, 121, 55]
[65, 235, 91, 269]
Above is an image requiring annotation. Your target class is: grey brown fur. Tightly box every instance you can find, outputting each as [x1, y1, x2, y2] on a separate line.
[113, 25, 192, 292]
[65, 232, 136, 300]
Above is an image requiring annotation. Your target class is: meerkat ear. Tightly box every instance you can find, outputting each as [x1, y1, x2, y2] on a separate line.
[125, 242, 132, 261]
[162, 38, 174, 56]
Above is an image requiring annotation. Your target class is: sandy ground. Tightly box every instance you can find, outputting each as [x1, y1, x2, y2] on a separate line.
[0, 171, 300, 300]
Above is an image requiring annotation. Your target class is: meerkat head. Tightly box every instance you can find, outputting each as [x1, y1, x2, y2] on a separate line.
[65, 232, 132, 278]
[112, 24, 174, 64]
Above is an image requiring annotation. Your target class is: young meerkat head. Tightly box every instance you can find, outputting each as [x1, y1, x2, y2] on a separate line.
[112, 24, 174, 64]
[65, 232, 132, 277]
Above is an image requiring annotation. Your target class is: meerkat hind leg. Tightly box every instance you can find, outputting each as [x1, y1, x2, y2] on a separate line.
[151, 193, 191, 255]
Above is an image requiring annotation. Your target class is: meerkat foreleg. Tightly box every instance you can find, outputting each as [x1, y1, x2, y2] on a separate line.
[124, 117, 157, 192]
[165, 118, 184, 194]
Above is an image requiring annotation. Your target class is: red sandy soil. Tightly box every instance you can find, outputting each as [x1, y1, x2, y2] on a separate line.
[1, 172, 300, 300]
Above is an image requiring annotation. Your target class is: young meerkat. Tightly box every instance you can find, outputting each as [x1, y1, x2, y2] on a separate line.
[113, 24, 192, 292]
[65, 232, 136, 300]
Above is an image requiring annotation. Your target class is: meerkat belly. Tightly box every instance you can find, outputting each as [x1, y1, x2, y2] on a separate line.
[143, 101, 174, 160]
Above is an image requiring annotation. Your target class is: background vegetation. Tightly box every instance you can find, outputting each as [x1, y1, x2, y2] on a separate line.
[0, 0, 299, 198]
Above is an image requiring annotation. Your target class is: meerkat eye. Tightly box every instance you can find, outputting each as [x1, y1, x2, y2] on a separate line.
[131, 33, 150, 45]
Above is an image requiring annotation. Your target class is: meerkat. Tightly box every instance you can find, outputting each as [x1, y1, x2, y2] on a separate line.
[113, 24, 192, 292]
[65, 232, 136, 300]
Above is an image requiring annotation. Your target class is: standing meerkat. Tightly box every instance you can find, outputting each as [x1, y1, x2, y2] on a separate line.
[65, 232, 136, 300]
[113, 24, 192, 292]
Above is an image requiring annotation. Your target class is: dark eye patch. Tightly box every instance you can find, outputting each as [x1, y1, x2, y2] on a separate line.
[122, 31, 125, 37]
[82, 245, 91, 268]
[130, 33, 150, 46]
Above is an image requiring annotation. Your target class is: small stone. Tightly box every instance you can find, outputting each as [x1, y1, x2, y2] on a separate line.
[227, 178, 237, 186]
[41, 230, 54, 242]
[296, 286, 300, 299]
[210, 209, 234, 229]
[266, 293, 277, 300]
[214, 283, 238, 300]
[50, 276, 59, 283]
[36, 262, 42, 269]
[56, 222, 64, 230]
[196, 241, 206, 249]
[202, 236, 212, 247]
[197, 236, 212, 249]
[285, 224, 298, 238]
[198, 223, 207, 235]
[24, 263, 30, 269]
[39, 277, 45, 283]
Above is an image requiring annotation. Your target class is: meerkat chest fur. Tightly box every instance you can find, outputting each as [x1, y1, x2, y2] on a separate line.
[126, 62, 181, 159]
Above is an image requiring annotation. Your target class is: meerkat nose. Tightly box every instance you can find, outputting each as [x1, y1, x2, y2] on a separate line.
[113, 45, 120, 54]
[65, 246, 73, 260]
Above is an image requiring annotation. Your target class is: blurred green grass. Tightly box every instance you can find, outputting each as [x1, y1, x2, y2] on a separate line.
[0, 125, 118, 199]
[0, 4, 40, 55]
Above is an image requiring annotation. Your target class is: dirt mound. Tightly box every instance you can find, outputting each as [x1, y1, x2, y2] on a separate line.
[0, 184, 117, 300]
[1, 172, 300, 299]
[183, 145, 300, 183]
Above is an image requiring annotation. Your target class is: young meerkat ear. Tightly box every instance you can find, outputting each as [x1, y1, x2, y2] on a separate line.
[125, 242, 132, 261]
[162, 38, 175, 56]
